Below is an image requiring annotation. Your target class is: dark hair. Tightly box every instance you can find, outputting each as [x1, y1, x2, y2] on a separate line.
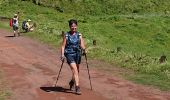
[68, 19, 77, 26]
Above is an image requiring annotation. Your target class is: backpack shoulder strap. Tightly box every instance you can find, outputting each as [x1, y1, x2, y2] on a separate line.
[65, 32, 69, 40]
[77, 32, 81, 46]
[65, 31, 81, 41]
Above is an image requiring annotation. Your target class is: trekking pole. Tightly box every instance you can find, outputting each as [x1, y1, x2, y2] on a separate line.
[84, 53, 93, 90]
[54, 59, 65, 87]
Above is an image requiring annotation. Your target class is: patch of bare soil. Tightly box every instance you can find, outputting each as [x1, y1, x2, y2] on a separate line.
[0, 29, 170, 100]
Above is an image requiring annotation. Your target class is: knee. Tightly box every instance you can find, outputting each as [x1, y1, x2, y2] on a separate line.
[73, 69, 79, 76]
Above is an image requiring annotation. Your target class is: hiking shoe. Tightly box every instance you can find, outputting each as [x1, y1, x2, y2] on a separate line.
[75, 86, 81, 95]
[69, 80, 75, 91]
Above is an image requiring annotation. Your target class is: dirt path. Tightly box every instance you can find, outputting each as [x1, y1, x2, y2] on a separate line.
[0, 29, 170, 100]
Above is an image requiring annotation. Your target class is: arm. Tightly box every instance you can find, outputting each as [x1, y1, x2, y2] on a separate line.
[17, 16, 19, 21]
[79, 33, 86, 50]
[61, 34, 66, 58]
[17, 12, 19, 20]
[26, 22, 29, 28]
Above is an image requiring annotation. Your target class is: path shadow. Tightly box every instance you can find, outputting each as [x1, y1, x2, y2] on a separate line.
[5, 31, 26, 38]
[5, 35, 15, 38]
[40, 86, 74, 94]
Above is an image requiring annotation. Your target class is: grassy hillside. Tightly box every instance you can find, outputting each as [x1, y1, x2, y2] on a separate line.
[0, 0, 170, 90]
[22, 0, 170, 15]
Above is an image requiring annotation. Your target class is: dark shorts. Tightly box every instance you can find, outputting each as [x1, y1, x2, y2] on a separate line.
[24, 28, 29, 32]
[13, 25, 18, 31]
[65, 53, 81, 65]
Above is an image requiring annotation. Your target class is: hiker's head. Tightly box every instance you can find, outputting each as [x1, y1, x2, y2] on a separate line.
[14, 14, 17, 18]
[68, 19, 77, 33]
[27, 19, 31, 22]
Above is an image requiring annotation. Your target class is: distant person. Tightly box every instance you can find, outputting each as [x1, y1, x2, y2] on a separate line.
[12, 14, 20, 36]
[22, 19, 34, 32]
[61, 19, 86, 95]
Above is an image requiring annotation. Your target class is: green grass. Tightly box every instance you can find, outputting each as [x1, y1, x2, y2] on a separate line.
[19, 0, 170, 15]
[127, 72, 170, 90]
[0, 0, 170, 91]
[0, 21, 10, 30]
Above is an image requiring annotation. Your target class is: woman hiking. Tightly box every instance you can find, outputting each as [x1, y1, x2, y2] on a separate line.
[61, 19, 86, 95]
[12, 13, 19, 37]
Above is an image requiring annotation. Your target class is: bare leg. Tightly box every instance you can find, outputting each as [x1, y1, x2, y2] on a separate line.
[17, 29, 20, 36]
[77, 64, 80, 73]
[70, 63, 79, 86]
[14, 31, 16, 37]
[69, 63, 81, 94]
[70, 64, 79, 88]
[71, 64, 79, 80]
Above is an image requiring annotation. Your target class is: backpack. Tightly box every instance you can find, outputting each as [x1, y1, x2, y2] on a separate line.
[9, 18, 13, 27]
[22, 21, 27, 30]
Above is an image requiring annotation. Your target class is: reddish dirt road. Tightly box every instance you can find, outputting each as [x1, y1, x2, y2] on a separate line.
[0, 29, 170, 100]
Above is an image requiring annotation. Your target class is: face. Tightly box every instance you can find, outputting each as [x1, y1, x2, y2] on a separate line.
[70, 23, 77, 33]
